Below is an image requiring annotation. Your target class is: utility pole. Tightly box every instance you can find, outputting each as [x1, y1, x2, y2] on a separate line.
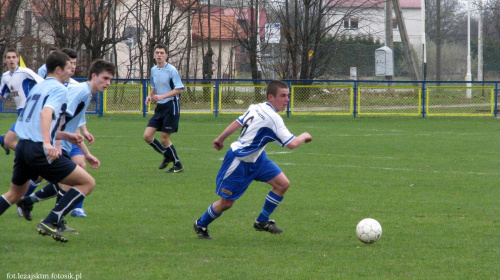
[392, 0, 421, 82]
[478, 0, 483, 82]
[385, 0, 394, 82]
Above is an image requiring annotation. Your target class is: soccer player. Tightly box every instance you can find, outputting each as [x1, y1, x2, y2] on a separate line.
[0, 51, 95, 243]
[0, 48, 44, 154]
[143, 44, 185, 173]
[16, 59, 115, 228]
[193, 80, 312, 239]
[37, 45, 59, 78]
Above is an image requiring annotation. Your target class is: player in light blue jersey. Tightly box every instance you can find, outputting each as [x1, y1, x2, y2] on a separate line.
[37, 45, 59, 79]
[0, 48, 44, 154]
[143, 44, 185, 173]
[193, 80, 313, 239]
[0, 51, 96, 243]
[16, 59, 116, 229]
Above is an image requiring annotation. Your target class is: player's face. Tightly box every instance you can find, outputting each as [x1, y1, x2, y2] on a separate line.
[268, 87, 290, 112]
[59, 61, 73, 83]
[154, 48, 168, 66]
[92, 71, 113, 93]
[68, 58, 77, 76]
[4, 52, 19, 71]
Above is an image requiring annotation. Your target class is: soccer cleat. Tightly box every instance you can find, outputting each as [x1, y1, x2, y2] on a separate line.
[158, 157, 172, 170]
[71, 208, 87, 218]
[17, 207, 23, 217]
[253, 220, 284, 234]
[0, 135, 9, 155]
[166, 166, 184, 173]
[16, 199, 33, 221]
[58, 219, 76, 232]
[37, 221, 69, 243]
[193, 221, 213, 239]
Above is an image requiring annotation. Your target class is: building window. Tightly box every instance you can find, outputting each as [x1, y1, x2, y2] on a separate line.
[344, 18, 359, 30]
[392, 19, 398, 30]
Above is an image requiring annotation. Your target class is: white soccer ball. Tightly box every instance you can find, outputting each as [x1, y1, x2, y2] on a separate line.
[356, 218, 382, 244]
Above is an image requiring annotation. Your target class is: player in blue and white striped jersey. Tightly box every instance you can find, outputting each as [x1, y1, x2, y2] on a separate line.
[143, 44, 185, 173]
[194, 80, 313, 239]
[0, 48, 44, 154]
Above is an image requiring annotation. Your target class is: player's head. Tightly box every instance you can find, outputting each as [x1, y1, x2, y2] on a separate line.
[46, 51, 72, 82]
[266, 80, 290, 112]
[46, 45, 59, 56]
[88, 59, 115, 93]
[3, 48, 20, 71]
[154, 44, 168, 65]
[61, 48, 78, 76]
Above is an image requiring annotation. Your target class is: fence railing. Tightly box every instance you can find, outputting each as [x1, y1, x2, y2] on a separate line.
[1, 79, 498, 118]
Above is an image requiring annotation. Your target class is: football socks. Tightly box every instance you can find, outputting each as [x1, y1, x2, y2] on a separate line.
[0, 195, 12, 216]
[256, 191, 284, 223]
[197, 204, 221, 228]
[43, 188, 85, 225]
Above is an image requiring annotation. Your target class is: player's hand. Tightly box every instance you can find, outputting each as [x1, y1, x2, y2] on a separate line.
[145, 96, 152, 105]
[43, 143, 59, 163]
[152, 94, 164, 102]
[213, 138, 224, 150]
[302, 132, 312, 143]
[86, 154, 100, 169]
[67, 133, 84, 145]
[84, 131, 95, 145]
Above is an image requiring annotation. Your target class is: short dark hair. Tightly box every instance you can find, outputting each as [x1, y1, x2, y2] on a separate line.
[154, 44, 168, 52]
[87, 59, 116, 80]
[60, 48, 77, 59]
[3, 48, 18, 59]
[46, 51, 70, 74]
[266, 80, 289, 97]
[46, 45, 59, 55]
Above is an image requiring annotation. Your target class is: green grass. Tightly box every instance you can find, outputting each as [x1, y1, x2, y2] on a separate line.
[0, 113, 499, 279]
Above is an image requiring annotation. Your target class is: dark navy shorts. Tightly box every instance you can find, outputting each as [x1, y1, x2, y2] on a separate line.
[147, 102, 179, 133]
[12, 140, 77, 185]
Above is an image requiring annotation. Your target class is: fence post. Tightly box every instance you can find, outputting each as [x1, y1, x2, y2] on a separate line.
[421, 81, 426, 118]
[353, 81, 358, 118]
[98, 91, 103, 116]
[213, 80, 219, 117]
[495, 82, 498, 118]
[142, 79, 148, 117]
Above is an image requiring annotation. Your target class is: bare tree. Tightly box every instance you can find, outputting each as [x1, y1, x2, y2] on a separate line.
[0, 0, 23, 58]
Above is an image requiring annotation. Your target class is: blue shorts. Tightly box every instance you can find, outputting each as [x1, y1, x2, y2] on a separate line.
[215, 149, 282, 200]
[69, 144, 84, 157]
[147, 102, 180, 133]
[12, 140, 77, 185]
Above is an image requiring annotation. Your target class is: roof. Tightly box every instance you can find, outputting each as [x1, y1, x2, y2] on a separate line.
[192, 14, 245, 41]
[30, 0, 112, 25]
[331, 0, 421, 8]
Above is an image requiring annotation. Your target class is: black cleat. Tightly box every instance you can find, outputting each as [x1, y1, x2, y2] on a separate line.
[253, 220, 284, 234]
[166, 166, 184, 173]
[37, 221, 69, 243]
[58, 219, 76, 232]
[193, 221, 213, 239]
[16, 199, 33, 221]
[0, 135, 9, 155]
[159, 157, 172, 170]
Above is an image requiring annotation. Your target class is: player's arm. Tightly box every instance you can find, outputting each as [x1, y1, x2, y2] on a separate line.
[79, 125, 94, 145]
[152, 88, 183, 102]
[285, 132, 312, 150]
[75, 130, 100, 168]
[213, 121, 242, 150]
[145, 88, 155, 105]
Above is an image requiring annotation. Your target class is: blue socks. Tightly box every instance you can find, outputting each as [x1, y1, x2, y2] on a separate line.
[256, 191, 284, 223]
[197, 204, 221, 228]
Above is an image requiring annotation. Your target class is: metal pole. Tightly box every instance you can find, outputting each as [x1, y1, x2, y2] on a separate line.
[466, 0, 472, 98]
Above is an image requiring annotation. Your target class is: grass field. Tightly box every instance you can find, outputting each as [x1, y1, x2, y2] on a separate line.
[0, 113, 499, 279]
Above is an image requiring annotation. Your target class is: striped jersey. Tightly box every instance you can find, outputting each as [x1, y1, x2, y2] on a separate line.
[15, 78, 68, 146]
[230, 102, 295, 163]
[0, 67, 44, 109]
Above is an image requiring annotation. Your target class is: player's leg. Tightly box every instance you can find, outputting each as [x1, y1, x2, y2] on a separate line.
[4, 130, 18, 151]
[162, 111, 183, 173]
[70, 151, 87, 218]
[17, 182, 60, 221]
[0, 181, 30, 216]
[0, 134, 8, 155]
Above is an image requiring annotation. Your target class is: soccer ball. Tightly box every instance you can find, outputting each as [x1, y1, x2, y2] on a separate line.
[356, 218, 382, 244]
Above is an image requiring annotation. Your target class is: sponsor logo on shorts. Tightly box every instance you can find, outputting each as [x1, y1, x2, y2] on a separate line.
[165, 126, 172, 129]
[221, 189, 233, 195]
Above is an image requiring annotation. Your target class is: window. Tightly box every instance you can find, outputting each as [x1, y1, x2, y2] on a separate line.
[392, 19, 398, 30]
[344, 18, 359, 30]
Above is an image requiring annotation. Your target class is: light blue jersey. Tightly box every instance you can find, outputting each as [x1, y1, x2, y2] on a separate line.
[15, 78, 68, 146]
[150, 63, 184, 105]
[230, 102, 295, 163]
[0, 67, 44, 109]
[61, 82, 91, 153]
[37, 64, 47, 78]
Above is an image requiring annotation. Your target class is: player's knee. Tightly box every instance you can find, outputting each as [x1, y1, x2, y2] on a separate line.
[221, 199, 235, 210]
[143, 134, 153, 143]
